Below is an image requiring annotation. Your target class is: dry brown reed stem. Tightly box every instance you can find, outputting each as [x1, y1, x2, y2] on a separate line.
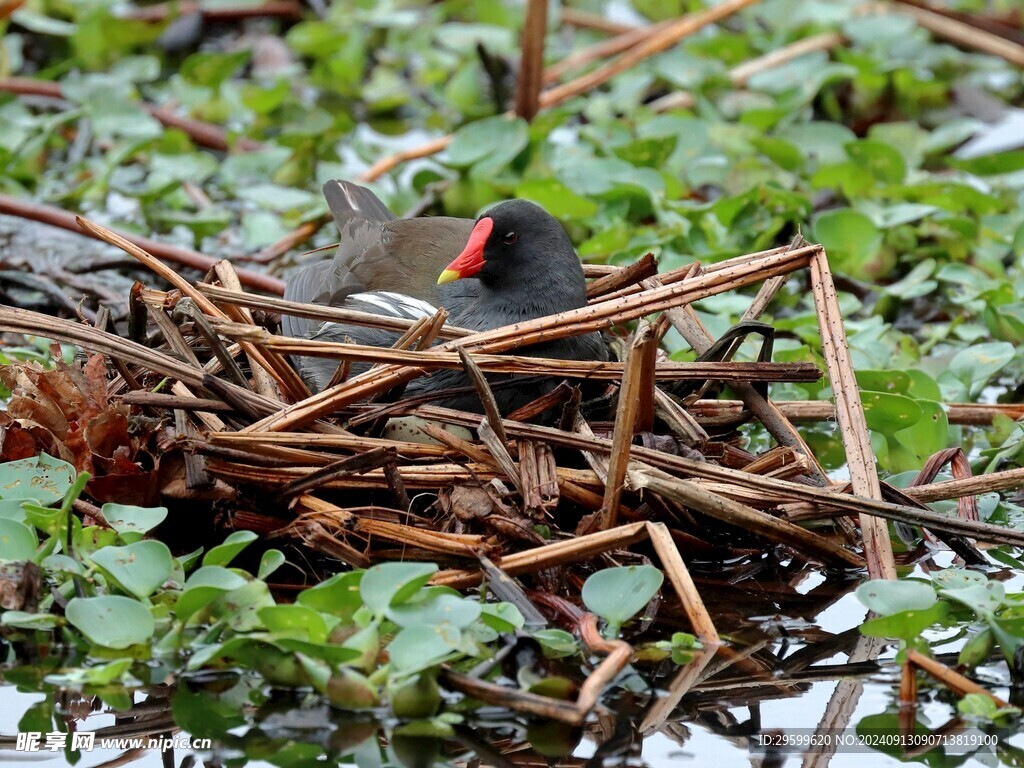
[810, 250, 895, 580]
[244, 244, 818, 433]
[559, 7, 637, 35]
[543, 19, 673, 83]
[212, 323, 820, 382]
[0, 78, 264, 152]
[576, 613, 638, 711]
[593, 323, 653, 531]
[649, 32, 844, 112]
[903, 466, 1024, 504]
[639, 644, 719, 734]
[879, 2, 1024, 66]
[434, 520, 718, 643]
[630, 468, 864, 568]
[198, 283, 472, 339]
[253, 219, 324, 264]
[688, 399, 1024, 426]
[516, 0, 549, 121]
[439, 666, 584, 724]
[412, 408, 1024, 546]
[76, 216, 310, 402]
[905, 650, 1007, 706]
[433, 522, 649, 587]
[294, 495, 484, 557]
[211, 262, 280, 399]
[539, 0, 761, 107]
[0, 194, 283, 295]
[645, 522, 719, 643]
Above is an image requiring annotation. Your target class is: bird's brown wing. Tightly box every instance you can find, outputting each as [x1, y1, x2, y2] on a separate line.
[377, 217, 475, 305]
[283, 182, 474, 337]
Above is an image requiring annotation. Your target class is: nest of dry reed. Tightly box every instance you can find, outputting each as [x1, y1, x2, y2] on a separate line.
[2, 217, 1023, 647]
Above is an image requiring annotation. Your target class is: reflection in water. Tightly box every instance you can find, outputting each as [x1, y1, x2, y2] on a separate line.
[1, 559, 1016, 767]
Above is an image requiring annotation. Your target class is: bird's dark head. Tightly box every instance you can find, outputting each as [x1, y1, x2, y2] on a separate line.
[437, 200, 574, 288]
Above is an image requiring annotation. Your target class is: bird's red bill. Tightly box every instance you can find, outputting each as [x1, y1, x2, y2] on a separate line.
[438, 217, 493, 284]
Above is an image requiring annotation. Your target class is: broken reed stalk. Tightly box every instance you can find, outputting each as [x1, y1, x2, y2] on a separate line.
[630, 468, 864, 568]
[0, 194, 283, 295]
[515, 0, 548, 121]
[877, 2, 1024, 66]
[594, 322, 653, 531]
[649, 32, 844, 112]
[76, 216, 310, 402]
[538, 0, 761, 107]
[810, 250, 896, 580]
[243, 244, 819, 433]
[198, 283, 473, 338]
[410, 407, 1024, 547]
[210, 322, 820, 382]
[905, 650, 1007, 707]
[687, 399, 1024, 426]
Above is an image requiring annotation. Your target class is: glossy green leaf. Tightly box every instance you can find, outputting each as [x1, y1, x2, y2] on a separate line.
[856, 580, 936, 616]
[65, 596, 155, 649]
[582, 565, 664, 632]
[360, 562, 437, 617]
[91, 540, 173, 599]
[0, 454, 75, 505]
[0, 518, 39, 561]
[202, 530, 258, 568]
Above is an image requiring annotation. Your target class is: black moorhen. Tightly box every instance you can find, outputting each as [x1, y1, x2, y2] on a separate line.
[282, 180, 606, 412]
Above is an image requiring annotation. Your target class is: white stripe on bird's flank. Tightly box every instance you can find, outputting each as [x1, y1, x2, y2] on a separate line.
[346, 291, 439, 320]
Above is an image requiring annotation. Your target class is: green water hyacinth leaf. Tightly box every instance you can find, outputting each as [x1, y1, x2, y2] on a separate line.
[175, 566, 248, 624]
[856, 580, 936, 616]
[0, 454, 75, 505]
[812, 209, 884, 280]
[91, 540, 172, 599]
[258, 604, 328, 643]
[387, 593, 480, 630]
[101, 503, 168, 541]
[388, 624, 459, 673]
[582, 565, 664, 635]
[932, 569, 987, 590]
[0, 518, 38, 561]
[0, 498, 31, 523]
[940, 342, 1015, 401]
[861, 391, 922, 436]
[297, 570, 364, 622]
[860, 602, 949, 641]
[533, 629, 578, 659]
[479, 603, 525, 633]
[66, 596, 156, 649]
[0, 610, 59, 630]
[202, 530, 258, 567]
[939, 581, 1006, 619]
[360, 562, 437, 617]
[258, 549, 286, 580]
[445, 115, 528, 172]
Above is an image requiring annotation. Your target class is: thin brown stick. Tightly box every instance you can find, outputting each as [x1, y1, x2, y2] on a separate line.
[645, 522, 719, 644]
[538, 0, 761, 108]
[906, 650, 1007, 706]
[881, 2, 1024, 66]
[516, 0, 549, 121]
[810, 250, 895, 580]
[649, 32, 844, 112]
[0, 77, 265, 152]
[0, 194, 283, 294]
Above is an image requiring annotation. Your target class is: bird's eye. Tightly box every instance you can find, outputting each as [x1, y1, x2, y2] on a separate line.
[503, 231, 517, 245]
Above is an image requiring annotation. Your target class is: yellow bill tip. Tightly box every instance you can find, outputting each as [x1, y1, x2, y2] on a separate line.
[437, 269, 460, 285]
